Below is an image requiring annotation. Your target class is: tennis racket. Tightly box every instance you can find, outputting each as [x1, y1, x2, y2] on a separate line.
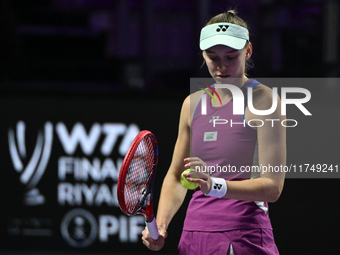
[117, 130, 159, 240]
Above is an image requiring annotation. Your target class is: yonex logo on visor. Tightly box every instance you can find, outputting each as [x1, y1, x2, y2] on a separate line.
[199, 22, 249, 50]
[216, 25, 229, 32]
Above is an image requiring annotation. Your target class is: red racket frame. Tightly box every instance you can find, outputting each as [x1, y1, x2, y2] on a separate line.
[117, 130, 158, 222]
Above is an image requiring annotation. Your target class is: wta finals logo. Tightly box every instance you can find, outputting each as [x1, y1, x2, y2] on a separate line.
[8, 121, 53, 206]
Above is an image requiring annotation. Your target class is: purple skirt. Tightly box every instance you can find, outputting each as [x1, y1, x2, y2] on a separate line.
[177, 228, 279, 255]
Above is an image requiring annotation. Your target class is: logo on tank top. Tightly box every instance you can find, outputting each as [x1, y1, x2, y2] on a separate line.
[209, 116, 220, 123]
[203, 131, 217, 142]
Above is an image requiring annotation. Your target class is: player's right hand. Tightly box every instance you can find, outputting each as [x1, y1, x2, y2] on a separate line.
[142, 225, 168, 251]
[183, 157, 213, 194]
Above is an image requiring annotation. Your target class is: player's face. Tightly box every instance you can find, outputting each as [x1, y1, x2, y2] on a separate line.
[203, 44, 251, 83]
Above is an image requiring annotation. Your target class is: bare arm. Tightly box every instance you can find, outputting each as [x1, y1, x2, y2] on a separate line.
[142, 95, 191, 250]
[156, 95, 191, 228]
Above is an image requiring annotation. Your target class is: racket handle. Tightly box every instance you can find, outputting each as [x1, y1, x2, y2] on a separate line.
[146, 217, 159, 240]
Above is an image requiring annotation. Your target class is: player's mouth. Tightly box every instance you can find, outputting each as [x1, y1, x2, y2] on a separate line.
[216, 74, 230, 78]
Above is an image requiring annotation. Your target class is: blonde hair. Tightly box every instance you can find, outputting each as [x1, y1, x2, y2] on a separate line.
[205, 10, 248, 29]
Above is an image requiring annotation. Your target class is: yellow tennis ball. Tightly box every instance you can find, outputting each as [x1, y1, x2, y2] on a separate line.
[181, 169, 199, 190]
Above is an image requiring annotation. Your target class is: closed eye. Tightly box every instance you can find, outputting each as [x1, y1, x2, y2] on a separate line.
[207, 56, 219, 61]
[227, 55, 237, 60]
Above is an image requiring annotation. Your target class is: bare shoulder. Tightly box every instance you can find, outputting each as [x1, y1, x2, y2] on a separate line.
[252, 84, 281, 110]
[252, 84, 276, 97]
[180, 90, 204, 113]
[189, 89, 204, 109]
[190, 90, 204, 122]
[180, 90, 204, 126]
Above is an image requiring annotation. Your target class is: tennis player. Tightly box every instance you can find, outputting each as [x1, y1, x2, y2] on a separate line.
[142, 10, 286, 254]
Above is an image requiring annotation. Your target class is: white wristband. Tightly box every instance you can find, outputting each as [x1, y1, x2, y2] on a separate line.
[204, 177, 227, 198]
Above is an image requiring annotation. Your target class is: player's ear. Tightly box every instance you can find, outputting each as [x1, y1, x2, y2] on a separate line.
[202, 50, 208, 61]
[245, 42, 252, 60]
[200, 51, 207, 68]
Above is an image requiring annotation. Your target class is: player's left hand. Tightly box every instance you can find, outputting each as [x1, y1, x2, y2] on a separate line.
[142, 225, 167, 251]
[183, 157, 212, 194]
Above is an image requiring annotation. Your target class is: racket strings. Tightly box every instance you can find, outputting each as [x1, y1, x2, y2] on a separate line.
[124, 137, 155, 213]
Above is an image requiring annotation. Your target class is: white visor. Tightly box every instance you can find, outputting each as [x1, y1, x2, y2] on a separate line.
[199, 22, 249, 50]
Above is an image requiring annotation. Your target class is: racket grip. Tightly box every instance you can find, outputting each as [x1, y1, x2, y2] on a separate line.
[146, 217, 159, 240]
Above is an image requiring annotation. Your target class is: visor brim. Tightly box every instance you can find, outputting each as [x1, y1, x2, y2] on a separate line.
[200, 35, 247, 51]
